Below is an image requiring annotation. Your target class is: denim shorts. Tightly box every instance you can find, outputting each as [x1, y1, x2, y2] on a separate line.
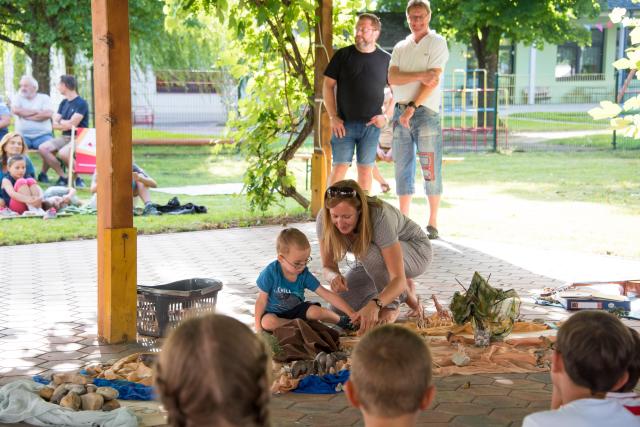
[392, 105, 443, 196]
[331, 121, 380, 166]
[23, 134, 53, 150]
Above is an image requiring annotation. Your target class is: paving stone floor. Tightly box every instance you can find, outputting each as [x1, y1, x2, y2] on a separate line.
[0, 222, 638, 426]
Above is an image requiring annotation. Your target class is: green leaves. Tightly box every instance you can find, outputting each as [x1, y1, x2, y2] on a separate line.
[450, 272, 520, 339]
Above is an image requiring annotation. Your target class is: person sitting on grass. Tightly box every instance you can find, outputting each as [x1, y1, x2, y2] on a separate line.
[1, 132, 36, 179]
[155, 313, 272, 427]
[41, 185, 79, 212]
[523, 310, 640, 427]
[0, 155, 43, 215]
[89, 163, 159, 215]
[345, 324, 436, 427]
[254, 227, 358, 333]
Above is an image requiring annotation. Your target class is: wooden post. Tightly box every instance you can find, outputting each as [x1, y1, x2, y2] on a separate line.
[92, 0, 137, 343]
[311, 0, 333, 216]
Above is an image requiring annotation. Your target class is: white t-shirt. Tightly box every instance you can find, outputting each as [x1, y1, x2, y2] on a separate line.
[390, 31, 448, 113]
[11, 93, 54, 138]
[523, 398, 640, 427]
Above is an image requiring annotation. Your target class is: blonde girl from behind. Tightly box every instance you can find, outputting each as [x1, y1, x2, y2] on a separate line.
[155, 313, 272, 427]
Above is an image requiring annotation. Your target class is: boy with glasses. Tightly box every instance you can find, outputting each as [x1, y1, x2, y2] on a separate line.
[254, 227, 357, 333]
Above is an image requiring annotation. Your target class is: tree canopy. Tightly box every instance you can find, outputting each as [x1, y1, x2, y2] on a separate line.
[0, 0, 169, 94]
[176, 0, 369, 211]
[430, 0, 601, 80]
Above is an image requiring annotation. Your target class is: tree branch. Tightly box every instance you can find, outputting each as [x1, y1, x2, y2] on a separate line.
[0, 32, 30, 54]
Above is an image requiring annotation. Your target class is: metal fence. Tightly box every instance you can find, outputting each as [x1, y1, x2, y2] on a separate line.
[441, 71, 639, 152]
[58, 66, 640, 150]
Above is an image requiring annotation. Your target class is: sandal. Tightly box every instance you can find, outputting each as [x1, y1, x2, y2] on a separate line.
[426, 225, 439, 240]
[380, 183, 391, 193]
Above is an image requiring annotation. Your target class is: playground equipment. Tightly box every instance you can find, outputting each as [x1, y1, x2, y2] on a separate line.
[441, 69, 509, 151]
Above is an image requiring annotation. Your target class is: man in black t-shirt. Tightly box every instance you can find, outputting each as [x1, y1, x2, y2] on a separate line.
[323, 13, 391, 192]
[37, 75, 90, 187]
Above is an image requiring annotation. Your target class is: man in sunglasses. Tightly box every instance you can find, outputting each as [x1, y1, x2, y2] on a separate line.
[388, 0, 449, 240]
[323, 13, 391, 192]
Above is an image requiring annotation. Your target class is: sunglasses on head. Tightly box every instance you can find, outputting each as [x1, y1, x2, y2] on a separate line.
[325, 186, 357, 199]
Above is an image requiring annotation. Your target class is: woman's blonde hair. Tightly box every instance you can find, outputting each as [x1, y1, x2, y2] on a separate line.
[0, 132, 26, 168]
[321, 179, 382, 263]
[155, 314, 272, 427]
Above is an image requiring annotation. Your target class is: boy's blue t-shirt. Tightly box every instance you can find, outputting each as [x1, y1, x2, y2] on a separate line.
[257, 260, 320, 313]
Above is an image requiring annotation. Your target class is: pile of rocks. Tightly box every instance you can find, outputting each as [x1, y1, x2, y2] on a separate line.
[37, 373, 121, 411]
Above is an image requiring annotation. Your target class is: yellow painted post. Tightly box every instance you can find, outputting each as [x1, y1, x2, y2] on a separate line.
[310, 0, 333, 216]
[92, 0, 137, 343]
[98, 228, 137, 343]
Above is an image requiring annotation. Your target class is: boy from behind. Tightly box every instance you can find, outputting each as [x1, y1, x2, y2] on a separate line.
[346, 324, 435, 426]
[524, 311, 640, 426]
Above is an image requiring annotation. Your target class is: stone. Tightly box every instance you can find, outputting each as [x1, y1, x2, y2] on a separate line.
[38, 387, 54, 401]
[53, 373, 89, 385]
[64, 383, 87, 395]
[81, 393, 104, 411]
[96, 386, 119, 401]
[291, 360, 317, 378]
[60, 392, 81, 411]
[50, 384, 69, 404]
[102, 399, 121, 411]
[452, 351, 471, 367]
[86, 384, 97, 393]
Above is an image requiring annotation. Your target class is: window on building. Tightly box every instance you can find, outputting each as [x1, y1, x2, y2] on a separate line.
[555, 28, 605, 80]
[156, 70, 219, 94]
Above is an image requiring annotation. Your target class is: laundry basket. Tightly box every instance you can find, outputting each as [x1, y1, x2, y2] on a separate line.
[137, 278, 223, 337]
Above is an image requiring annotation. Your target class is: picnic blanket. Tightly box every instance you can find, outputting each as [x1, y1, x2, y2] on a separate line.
[0, 380, 137, 427]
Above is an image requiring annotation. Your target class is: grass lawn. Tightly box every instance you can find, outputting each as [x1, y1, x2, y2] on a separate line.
[2, 148, 639, 259]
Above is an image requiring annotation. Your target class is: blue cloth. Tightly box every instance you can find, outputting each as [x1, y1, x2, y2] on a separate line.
[33, 374, 156, 401]
[257, 260, 320, 313]
[57, 96, 89, 135]
[293, 370, 350, 394]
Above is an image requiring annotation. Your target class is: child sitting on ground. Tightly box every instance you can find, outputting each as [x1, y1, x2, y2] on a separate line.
[345, 324, 435, 426]
[41, 186, 80, 211]
[523, 311, 640, 427]
[89, 162, 158, 215]
[1, 132, 36, 178]
[254, 227, 357, 332]
[0, 155, 43, 214]
[155, 313, 272, 427]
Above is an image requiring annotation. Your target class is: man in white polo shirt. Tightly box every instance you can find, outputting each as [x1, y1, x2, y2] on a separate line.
[388, 0, 448, 239]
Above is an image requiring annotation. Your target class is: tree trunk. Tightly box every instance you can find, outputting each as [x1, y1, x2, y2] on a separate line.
[470, 27, 499, 129]
[62, 45, 76, 76]
[31, 49, 51, 95]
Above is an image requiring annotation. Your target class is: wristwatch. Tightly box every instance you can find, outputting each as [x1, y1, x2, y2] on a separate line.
[371, 297, 384, 309]
[407, 101, 417, 110]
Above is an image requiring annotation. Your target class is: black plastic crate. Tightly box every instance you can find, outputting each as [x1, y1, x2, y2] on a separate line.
[137, 278, 223, 337]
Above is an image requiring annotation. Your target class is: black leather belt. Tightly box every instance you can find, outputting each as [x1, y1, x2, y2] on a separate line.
[397, 103, 424, 109]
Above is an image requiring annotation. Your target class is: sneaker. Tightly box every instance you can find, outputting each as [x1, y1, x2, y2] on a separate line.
[74, 177, 85, 188]
[142, 203, 159, 216]
[55, 176, 68, 186]
[43, 208, 57, 220]
[426, 225, 439, 240]
[337, 315, 358, 332]
[0, 208, 17, 218]
[37, 172, 50, 183]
